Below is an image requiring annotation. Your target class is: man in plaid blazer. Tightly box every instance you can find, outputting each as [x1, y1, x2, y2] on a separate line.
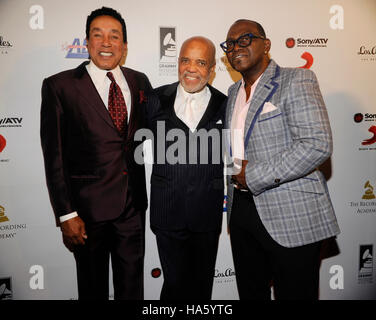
[222, 19, 340, 300]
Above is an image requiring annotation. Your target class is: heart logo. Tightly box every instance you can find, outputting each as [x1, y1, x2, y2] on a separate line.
[0, 134, 6, 153]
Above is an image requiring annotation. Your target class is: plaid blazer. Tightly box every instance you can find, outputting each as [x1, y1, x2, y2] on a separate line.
[225, 59, 340, 248]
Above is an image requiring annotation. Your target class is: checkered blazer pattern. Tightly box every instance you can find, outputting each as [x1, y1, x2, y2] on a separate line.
[225, 60, 340, 248]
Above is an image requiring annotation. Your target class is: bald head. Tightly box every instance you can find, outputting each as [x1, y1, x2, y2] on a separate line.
[180, 36, 216, 67]
[232, 19, 266, 38]
[178, 36, 216, 93]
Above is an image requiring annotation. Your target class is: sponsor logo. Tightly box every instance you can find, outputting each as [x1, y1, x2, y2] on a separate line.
[286, 37, 295, 48]
[349, 181, 376, 214]
[0, 36, 13, 54]
[62, 38, 88, 59]
[354, 113, 364, 123]
[354, 113, 376, 123]
[0, 135, 6, 153]
[0, 134, 9, 163]
[0, 278, 12, 300]
[0, 206, 9, 223]
[357, 45, 376, 62]
[362, 181, 376, 200]
[286, 37, 328, 48]
[216, 56, 237, 74]
[358, 245, 373, 284]
[151, 268, 162, 278]
[0, 206, 27, 240]
[159, 27, 177, 76]
[214, 267, 236, 284]
[0, 117, 23, 128]
[298, 52, 314, 69]
[361, 125, 376, 146]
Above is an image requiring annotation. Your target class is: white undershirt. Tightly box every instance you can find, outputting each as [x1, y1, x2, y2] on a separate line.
[174, 83, 211, 132]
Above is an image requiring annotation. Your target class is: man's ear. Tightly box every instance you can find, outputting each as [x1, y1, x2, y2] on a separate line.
[264, 39, 271, 53]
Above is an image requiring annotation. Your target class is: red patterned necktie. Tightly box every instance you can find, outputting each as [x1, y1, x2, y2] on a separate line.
[107, 71, 128, 136]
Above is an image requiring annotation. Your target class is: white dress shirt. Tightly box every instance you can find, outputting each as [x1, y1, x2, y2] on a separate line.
[59, 61, 132, 223]
[174, 83, 211, 132]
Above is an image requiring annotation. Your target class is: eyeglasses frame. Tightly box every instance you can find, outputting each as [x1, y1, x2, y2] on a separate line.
[220, 33, 266, 53]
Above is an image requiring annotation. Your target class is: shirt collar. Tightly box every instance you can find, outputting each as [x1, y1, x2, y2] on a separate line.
[177, 83, 210, 101]
[87, 60, 122, 84]
[240, 73, 263, 103]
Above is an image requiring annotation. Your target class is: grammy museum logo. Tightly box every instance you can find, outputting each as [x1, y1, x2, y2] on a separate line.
[159, 27, 177, 76]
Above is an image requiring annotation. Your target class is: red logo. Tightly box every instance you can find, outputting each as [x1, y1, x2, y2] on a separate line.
[354, 113, 364, 123]
[299, 52, 314, 69]
[151, 268, 162, 278]
[0, 135, 6, 152]
[362, 126, 376, 145]
[286, 37, 295, 48]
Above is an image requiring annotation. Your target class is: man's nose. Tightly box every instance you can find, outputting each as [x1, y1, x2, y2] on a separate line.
[102, 35, 111, 46]
[232, 40, 242, 52]
[186, 62, 197, 72]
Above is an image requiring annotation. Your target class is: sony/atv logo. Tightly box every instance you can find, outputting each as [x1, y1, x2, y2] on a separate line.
[296, 38, 328, 47]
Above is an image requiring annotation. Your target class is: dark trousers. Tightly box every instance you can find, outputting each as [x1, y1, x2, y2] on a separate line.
[153, 227, 220, 300]
[229, 189, 321, 300]
[73, 192, 145, 300]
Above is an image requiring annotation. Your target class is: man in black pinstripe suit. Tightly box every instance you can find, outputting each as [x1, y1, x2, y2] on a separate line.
[145, 36, 227, 300]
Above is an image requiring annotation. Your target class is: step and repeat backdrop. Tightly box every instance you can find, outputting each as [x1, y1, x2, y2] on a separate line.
[0, 0, 375, 300]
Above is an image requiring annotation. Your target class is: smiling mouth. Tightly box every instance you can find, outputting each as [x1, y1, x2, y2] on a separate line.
[233, 53, 247, 61]
[99, 52, 113, 57]
[185, 76, 198, 80]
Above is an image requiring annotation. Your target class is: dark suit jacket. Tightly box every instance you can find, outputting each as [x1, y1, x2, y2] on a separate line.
[40, 61, 152, 224]
[145, 82, 227, 232]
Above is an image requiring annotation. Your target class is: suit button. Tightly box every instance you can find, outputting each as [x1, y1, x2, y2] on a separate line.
[274, 178, 280, 184]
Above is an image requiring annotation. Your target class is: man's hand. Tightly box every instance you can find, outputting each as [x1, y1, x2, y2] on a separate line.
[232, 159, 249, 190]
[60, 216, 87, 252]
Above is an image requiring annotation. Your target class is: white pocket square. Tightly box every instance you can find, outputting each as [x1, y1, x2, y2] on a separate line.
[260, 102, 278, 115]
[216, 119, 222, 124]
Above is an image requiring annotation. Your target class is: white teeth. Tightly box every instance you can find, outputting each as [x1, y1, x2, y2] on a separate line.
[100, 52, 112, 56]
[186, 76, 197, 80]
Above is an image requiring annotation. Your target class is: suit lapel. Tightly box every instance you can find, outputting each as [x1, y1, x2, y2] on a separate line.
[243, 60, 280, 149]
[196, 85, 222, 130]
[74, 61, 116, 130]
[122, 67, 139, 139]
[226, 81, 242, 129]
[159, 82, 188, 129]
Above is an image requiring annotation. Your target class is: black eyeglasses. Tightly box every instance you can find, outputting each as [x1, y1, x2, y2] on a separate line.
[220, 33, 266, 53]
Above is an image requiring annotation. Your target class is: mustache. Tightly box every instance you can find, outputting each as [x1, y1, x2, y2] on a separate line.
[182, 71, 202, 79]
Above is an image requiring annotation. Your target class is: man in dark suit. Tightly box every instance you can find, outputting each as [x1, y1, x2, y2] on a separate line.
[40, 7, 152, 300]
[145, 37, 227, 300]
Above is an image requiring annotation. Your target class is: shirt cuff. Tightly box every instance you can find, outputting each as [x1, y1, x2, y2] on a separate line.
[59, 211, 78, 223]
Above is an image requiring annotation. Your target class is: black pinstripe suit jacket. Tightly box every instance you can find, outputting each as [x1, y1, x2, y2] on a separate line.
[145, 82, 227, 232]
